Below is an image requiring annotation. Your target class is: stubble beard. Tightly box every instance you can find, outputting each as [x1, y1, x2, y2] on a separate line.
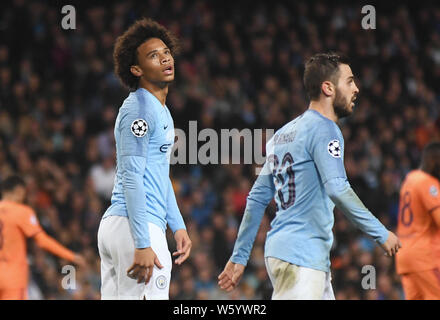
[333, 88, 353, 119]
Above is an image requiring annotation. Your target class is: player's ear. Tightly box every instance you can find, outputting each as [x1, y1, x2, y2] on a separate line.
[130, 65, 143, 77]
[321, 81, 334, 97]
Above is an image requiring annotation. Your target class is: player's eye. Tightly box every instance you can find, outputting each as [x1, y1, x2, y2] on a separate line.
[150, 53, 158, 58]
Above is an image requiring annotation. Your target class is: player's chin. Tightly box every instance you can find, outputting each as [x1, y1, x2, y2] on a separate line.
[161, 77, 174, 84]
[162, 73, 175, 82]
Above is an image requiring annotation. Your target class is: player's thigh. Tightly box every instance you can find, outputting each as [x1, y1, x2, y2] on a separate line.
[143, 223, 172, 300]
[99, 216, 145, 299]
[97, 217, 119, 299]
[0, 288, 27, 300]
[113, 217, 148, 299]
[293, 265, 327, 299]
[265, 257, 326, 300]
[265, 257, 300, 299]
[322, 272, 335, 300]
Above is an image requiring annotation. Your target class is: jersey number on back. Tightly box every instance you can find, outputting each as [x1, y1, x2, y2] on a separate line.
[399, 191, 413, 227]
[268, 153, 295, 211]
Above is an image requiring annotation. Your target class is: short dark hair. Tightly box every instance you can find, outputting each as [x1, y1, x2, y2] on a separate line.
[303, 52, 350, 101]
[113, 18, 180, 90]
[1, 175, 25, 194]
[422, 141, 440, 163]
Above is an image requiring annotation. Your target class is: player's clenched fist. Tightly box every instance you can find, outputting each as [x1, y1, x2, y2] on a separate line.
[380, 231, 402, 257]
[127, 247, 163, 284]
[218, 260, 245, 292]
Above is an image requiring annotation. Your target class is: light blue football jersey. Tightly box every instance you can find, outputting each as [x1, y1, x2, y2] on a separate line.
[103, 88, 186, 249]
[230, 109, 388, 272]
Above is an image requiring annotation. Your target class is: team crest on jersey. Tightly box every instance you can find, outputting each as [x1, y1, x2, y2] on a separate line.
[156, 275, 167, 289]
[131, 119, 148, 137]
[327, 139, 341, 158]
[430, 185, 438, 197]
[30, 215, 37, 225]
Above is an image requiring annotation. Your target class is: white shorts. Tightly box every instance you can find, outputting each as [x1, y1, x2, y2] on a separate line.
[265, 257, 335, 300]
[97, 215, 172, 300]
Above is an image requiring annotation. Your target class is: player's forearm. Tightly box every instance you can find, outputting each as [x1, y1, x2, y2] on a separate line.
[33, 232, 75, 261]
[231, 176, 274, 266]
[324, 177, 388, 244]
[230, 202, 265, 266]
[121, 155, 151, 248]
[166, 178, 186, 233]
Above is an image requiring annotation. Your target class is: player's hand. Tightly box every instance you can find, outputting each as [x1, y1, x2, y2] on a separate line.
[173, 229, 192, 265]
[380, 231, 402, 257]
[73, 254, 87, 268]
[127, 247, 163, 284]
[218, 260, 245, 292]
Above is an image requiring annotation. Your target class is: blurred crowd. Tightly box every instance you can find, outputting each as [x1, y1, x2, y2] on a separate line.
[1, 0, 440, 300]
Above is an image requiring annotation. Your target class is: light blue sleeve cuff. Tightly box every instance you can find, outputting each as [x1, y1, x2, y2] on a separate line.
[134, 238, 151, 249]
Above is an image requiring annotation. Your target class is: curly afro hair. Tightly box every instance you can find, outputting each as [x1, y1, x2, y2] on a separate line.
[113, 18, 180, 90]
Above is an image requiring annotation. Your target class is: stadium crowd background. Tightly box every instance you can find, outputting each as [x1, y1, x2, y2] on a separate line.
[1, 0, 440, 300]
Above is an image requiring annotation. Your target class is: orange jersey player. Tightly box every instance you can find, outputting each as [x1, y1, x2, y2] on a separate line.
[396, 142, 440, 300]
[0, 175, 86, 300]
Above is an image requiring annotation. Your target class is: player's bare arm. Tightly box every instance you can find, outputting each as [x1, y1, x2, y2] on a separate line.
[32, 231, 88, 267]
[73, 254, 87, 268]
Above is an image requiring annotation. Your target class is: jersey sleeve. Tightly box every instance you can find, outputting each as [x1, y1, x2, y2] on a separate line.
[230, 160, 275, 266]
[310, 120, 388, 244]
[119, 102, 156, 157]
[309, 120, 347, 184]
[166, 178, 186, 233]
[118, 103, 156, 249]
[324, 177, 389, 244]
[18, 208, 43, 238]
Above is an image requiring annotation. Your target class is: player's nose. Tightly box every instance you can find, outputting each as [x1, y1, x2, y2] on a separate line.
[161, 54, 171, 65]
[354, 83, 359, 94]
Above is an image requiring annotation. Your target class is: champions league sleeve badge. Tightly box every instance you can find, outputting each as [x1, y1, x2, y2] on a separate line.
[131, 119, 148, 138]
[327, 139, 341, 158]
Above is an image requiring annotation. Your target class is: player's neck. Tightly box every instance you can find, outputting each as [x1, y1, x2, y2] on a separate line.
[308, 100, 338, 122]
[421, 166, 440, 181]
[139, 80, 169, 106]
[2, 195, 22, 203]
